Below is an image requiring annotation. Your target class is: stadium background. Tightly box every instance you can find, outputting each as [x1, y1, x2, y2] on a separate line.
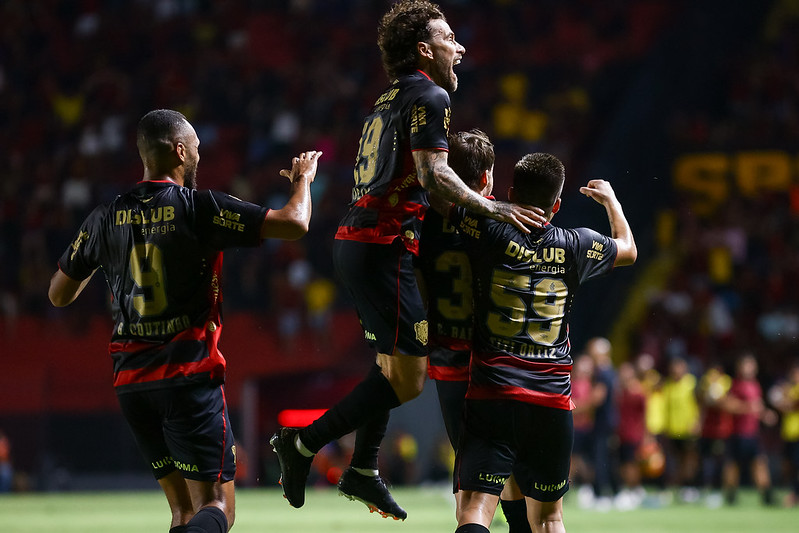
[1, 0, 798, 512]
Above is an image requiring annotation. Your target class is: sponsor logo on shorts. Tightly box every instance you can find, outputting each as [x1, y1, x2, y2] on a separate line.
[232, 445, 237, 465]
[414, 320, 428, 345]
[364, 330, 377, 341]
[478, 472, 508, 485]
[534, 479, 568, 493]
[151, 455, 199, 473]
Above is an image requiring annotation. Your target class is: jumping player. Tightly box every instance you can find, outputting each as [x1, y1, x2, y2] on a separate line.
[450, 153, 637, 533]
[270, 0, 544, 520]
[416, 129, 531, 532]
[49, 109, 321, 533]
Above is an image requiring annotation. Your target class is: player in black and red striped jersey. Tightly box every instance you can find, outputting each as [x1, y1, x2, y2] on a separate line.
[270, 1, 545, 521]
[417, 129, 532, 533]
[450, 153, 637, 533]
[416, 130, 494, 447]
[49, 109, 321, 533]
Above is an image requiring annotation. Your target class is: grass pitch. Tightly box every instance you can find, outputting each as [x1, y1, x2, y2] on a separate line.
[0, 486, 796, 533]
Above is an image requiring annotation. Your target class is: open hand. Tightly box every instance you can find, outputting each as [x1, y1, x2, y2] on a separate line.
[491, 201, 547, 233]
[280, 151, 323, 183]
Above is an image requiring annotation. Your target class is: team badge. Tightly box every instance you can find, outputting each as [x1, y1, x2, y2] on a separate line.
[414, 320, 428, 345]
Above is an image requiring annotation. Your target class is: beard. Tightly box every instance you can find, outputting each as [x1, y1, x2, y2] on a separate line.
[184, 163, 198, 190]
[433, 57, 458, 93]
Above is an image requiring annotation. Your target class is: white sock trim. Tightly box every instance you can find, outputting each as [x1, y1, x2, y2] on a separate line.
[294, 434, 314, 458]
[353, 467, 379, 477]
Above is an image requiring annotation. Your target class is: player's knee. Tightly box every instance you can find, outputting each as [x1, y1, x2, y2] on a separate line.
[391, 373, 425, 403]
[225, 506, 235, 529]
[531, 502, 563, 531]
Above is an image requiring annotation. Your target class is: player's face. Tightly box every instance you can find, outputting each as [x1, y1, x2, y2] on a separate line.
[182, 127, 200, 190]
[425, 19, 465, 93]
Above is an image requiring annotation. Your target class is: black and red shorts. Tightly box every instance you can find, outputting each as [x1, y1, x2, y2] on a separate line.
[117, 382, 236, 482]
[454, 399, 573, 502]
[333, 238, 427, 357]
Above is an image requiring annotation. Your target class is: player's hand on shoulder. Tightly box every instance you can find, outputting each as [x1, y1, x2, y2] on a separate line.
[280, 151, 323, 184]
[579, 179, 617, 205]
[492, 201, 546, 234]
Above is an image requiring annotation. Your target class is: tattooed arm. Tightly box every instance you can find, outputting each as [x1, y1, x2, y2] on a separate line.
[413, 149, 545, 233]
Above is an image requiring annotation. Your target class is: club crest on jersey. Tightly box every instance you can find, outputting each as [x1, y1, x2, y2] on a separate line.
[414, 320, 428, 345]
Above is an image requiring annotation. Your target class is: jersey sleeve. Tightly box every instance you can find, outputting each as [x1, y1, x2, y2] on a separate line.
[409, 84, 451, 151]
[569, 227, 618, 283]
[57, 205, 106, 281]
[194, 190, 268, 250]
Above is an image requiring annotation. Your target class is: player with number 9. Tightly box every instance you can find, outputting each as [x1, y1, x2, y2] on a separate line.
[270, 0, 547, 522]
[49, 109, 321, 533]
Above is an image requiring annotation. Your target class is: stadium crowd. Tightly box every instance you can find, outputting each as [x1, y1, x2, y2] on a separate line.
[618, 0, 799, 510]
[3, 0, 799, 511]
[0, 0, 676, 333]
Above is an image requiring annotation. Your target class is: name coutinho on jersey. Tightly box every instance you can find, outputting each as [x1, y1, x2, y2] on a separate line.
[118, 314, 191, 337]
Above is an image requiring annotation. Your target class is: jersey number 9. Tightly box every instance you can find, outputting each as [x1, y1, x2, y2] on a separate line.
[130, 243, 168, 317]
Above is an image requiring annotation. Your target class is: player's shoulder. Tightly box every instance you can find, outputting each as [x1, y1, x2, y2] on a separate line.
[545, 224, 605, 246]
[400, 71, 450, 104]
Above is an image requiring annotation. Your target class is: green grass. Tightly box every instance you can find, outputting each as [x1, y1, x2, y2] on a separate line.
[0, 486, 796, 533]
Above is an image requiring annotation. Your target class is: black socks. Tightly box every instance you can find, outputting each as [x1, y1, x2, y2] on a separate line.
[299, 364, 400, 454]
[184, 506, 228, 533]
[351, 409, 390, 471]
[455, 524, 490, 533]
[500, 498, 531, 533]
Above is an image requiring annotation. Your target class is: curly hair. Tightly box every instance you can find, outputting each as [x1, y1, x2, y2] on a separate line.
[377, 0, 445, 79]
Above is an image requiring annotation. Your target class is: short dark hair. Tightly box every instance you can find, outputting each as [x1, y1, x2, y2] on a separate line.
[448, 129, 494, 189]
[378, 0, 445, 79]
[137, 109, 191, 156]
[512, 153, 565, 209]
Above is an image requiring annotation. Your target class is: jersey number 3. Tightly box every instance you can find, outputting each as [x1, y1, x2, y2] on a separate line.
[130, 243, 167, 317]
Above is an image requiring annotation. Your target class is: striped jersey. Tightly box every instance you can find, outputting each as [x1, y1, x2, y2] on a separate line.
[335, 70, 451, 255]
[416, 206, 475, 382]
[57, 180, 267, 393]
[449, 206, 617, 410]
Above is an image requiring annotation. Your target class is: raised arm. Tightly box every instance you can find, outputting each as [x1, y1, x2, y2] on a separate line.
[413, 149, 545, 233]
[579, 179, 637, 266]
[49, 268, 96, 307]
[261, 150, 322, 240]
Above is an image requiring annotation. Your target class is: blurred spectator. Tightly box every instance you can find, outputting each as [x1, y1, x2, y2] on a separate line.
[586, 337, 619, 508]
[570, 353, 596, 508]
[615, 362, 647, 510]
[770, 360, 799, 507]
[661, 357, 700, 502]
[722, 353, 775, 506]
[0, 430, 11, 492]
[697, 362, 734, 507]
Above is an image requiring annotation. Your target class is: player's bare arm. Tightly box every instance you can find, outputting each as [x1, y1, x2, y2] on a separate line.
[48, 268, 97, 307]
[261, 150, 322, 240]
[413, 149, 545, 233]
[579, 179, 637, 266]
